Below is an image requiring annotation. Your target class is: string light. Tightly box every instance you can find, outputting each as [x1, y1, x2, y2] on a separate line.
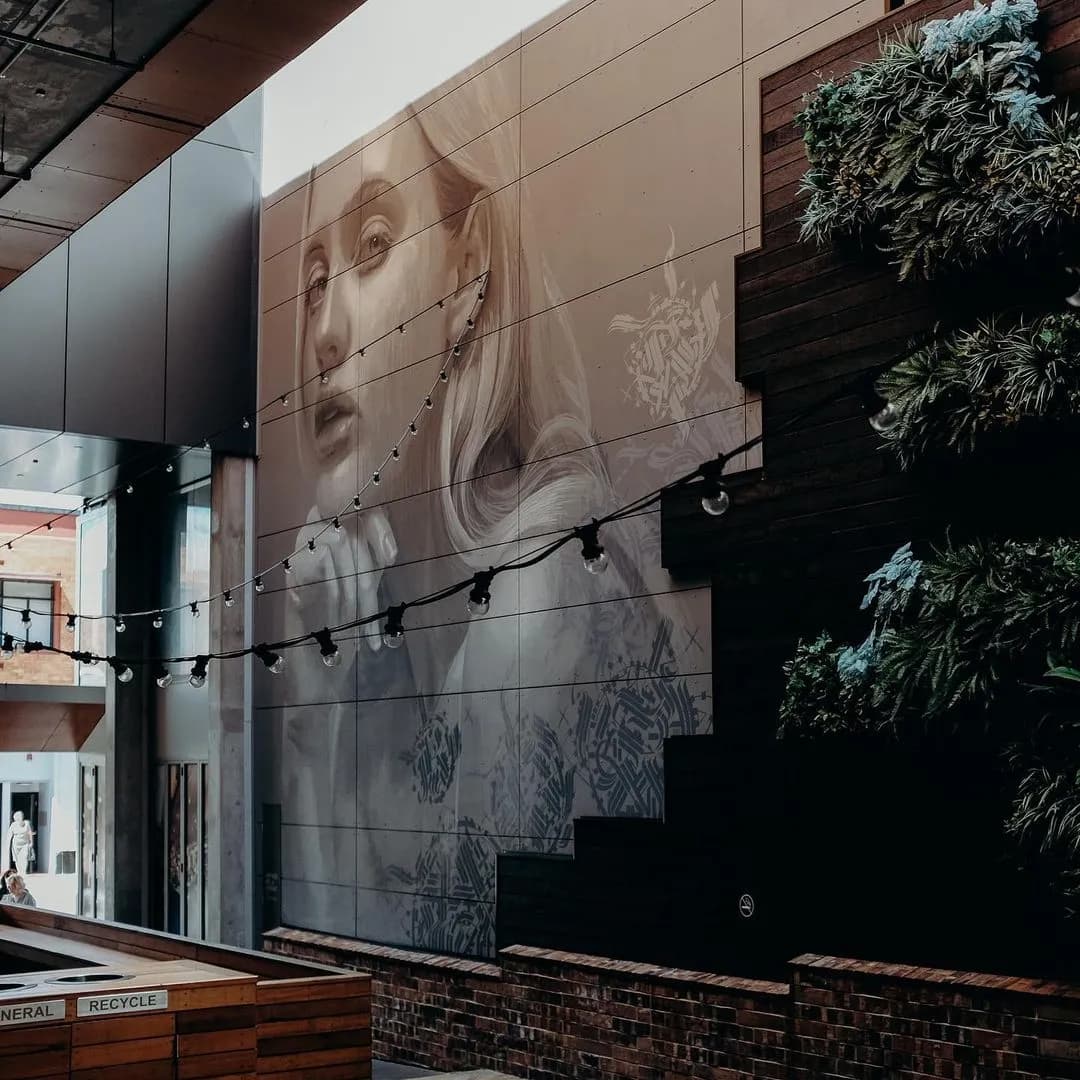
[860, 378, 900, 434]
[224, 590, 235, 608]
[152, 612, 164, 629]
[109, 659, 134, 684]
[189, 656, 209, 688]
[307, 538, 318, 554]
[242, 417, 251, 430]
[190, 602, 200, 618]
[125, 483, 134, 495]
[425, 397, 433, 410]
[353, 496, 363, 510]
[155, 666, 173, 689]
[332, 518, 342, 533]
[372, 472, 381, 486]
[282, 558, 293, 575]
[577, 521, 609, 576]
[466, 570, 495, 617]
[165, 462, 174, 473]
[314, 627, 340, 668]
[699, 463, 732, 518]
[383, 604, 406, 649]
[0, 634, 13, 660]
[115, 617, 126, 634]
[254, 576, 265, 593]
[255, 644, 285, 674]
[869, 399, 900, 434]
[66, 614, 76, 631]
[20, 607, 29, 625]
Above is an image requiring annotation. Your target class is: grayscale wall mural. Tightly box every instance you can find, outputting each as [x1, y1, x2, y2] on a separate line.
[255, 0, 768, 957]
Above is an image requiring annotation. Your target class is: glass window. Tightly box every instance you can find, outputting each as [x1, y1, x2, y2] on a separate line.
[0, 578, 55, 646]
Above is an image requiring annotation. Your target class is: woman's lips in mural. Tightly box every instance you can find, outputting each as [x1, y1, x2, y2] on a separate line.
[312, 394, 358, 461]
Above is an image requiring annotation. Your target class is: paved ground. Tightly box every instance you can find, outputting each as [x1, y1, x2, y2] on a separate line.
[374, 1065, 515, 1079]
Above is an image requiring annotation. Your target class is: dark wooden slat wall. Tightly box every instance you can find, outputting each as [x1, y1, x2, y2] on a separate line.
[661, 0, 1080, 731]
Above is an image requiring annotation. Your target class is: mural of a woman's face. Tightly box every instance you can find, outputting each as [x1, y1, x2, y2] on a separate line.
[298, 121, 459, 510]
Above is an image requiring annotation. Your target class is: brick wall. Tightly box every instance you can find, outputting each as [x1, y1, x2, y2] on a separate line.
[0, 509, 76, 685]
[264, 929, 1080, 1079]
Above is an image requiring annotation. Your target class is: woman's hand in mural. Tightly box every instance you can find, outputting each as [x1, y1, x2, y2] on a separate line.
[356, 507, 397, 653]
[286, 506, 398, 652]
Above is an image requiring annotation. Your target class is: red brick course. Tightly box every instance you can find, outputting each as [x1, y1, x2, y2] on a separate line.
[264, 930, 1080, 1078]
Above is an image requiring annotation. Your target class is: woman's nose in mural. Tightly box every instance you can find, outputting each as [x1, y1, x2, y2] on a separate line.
[311, 273, 356, 378]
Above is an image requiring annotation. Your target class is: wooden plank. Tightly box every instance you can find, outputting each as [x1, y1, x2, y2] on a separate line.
[71, 1035, 175, 1069]
[72, 1062, 175, 1080]
[2, 1049, 71, 1080]
[257, 1028, 371, 1057]
[0, 1024, 70, 1053]
[170, 983, 257, 1011]
[255, 975, 370, 1004]
[255, 1012, 371, 1039]
[177, 1004, 256, 1034]
[257, 998, 369, 1024]
[178, 1048, 258, 1078]
[178, 1026, 257, 1056]
[71, 1011, 175, 1045]
[256, 1046, 368, 1073]
[260, 1065, 368, 1080]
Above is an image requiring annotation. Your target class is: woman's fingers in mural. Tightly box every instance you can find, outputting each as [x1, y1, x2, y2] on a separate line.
[357, 508, 398, 653]
[288, 510, 355, 629]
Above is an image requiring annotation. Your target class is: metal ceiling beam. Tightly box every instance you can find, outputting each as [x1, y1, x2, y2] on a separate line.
[0, 27, 139, 71]
[0, 0, 71, 81]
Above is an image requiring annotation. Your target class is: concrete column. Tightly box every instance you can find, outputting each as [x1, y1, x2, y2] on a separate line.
[206, 454, 254, 946]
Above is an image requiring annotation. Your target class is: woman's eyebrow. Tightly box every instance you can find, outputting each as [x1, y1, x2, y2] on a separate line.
[344, 177, 394, 218]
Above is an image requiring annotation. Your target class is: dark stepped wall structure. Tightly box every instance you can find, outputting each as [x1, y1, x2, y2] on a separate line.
[497, 731, 1069, 981]
[496, 0, 1080, 982]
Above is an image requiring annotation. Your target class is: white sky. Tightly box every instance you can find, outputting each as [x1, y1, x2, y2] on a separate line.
[261, 0, 567, 196]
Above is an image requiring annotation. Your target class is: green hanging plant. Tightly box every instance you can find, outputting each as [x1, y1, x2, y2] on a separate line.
[797, 0, 1080, 279]
[878, 312, 1080, 467]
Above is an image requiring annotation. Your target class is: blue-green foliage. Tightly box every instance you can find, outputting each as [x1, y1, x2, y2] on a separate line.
[798, 0, 1080, 279]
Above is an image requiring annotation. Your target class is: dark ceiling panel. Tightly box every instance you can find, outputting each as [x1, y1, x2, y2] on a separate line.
[0, 0, 369, 283]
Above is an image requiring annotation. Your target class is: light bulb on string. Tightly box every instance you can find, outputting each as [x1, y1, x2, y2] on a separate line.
[466, 570, 494, 618]
[165, 462, 174, 473]
[409, 422, 417, 436]
[869, 400, 899, 434]
[202, 438, 211, 451]
[45, 521, 52, 531]
[155, 666, 173, 689]
[859, 378, 900, 434]
[189, 656, 209, 688]
[20, 607, 30, 625]
[1, 634, 14, 660]
[282, 558, 293, 575]
[110, 659, 134, 684]
[424, 397, 434, 410]
[255, 644, 285, 675]
[383, 604, 406, 650]
[224, 590, 235, 608]
[577, 520, 609, 576]
[314, 627, 341, 668]
[372, 472, 381, 486]
[254, 576, 265, 593]
[307, 538, 318, 554]
[125, 482, 134, 495]
[190, 602, 201, 619]
[115, 616, 126, 634]
[66, 614, 76, 631]
[332, 518, 342, 533]
[353, 496, 363, 510]
[280, 393, 289, 406]
[439, 370, 448, 383]
[398, 324, 405, 334]
[152, 612, 164, 629]
[320, 373, 330, 385]
[242, 417, 251, 430]
[391, 446, 400, 461]
[453, 345, 461, 357]
[699, 470, 731, 518]
[466, 318, 474, 330]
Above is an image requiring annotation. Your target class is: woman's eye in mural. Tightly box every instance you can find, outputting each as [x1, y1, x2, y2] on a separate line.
[357, 215, 393, 273]
[304, 259, 329, 311]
